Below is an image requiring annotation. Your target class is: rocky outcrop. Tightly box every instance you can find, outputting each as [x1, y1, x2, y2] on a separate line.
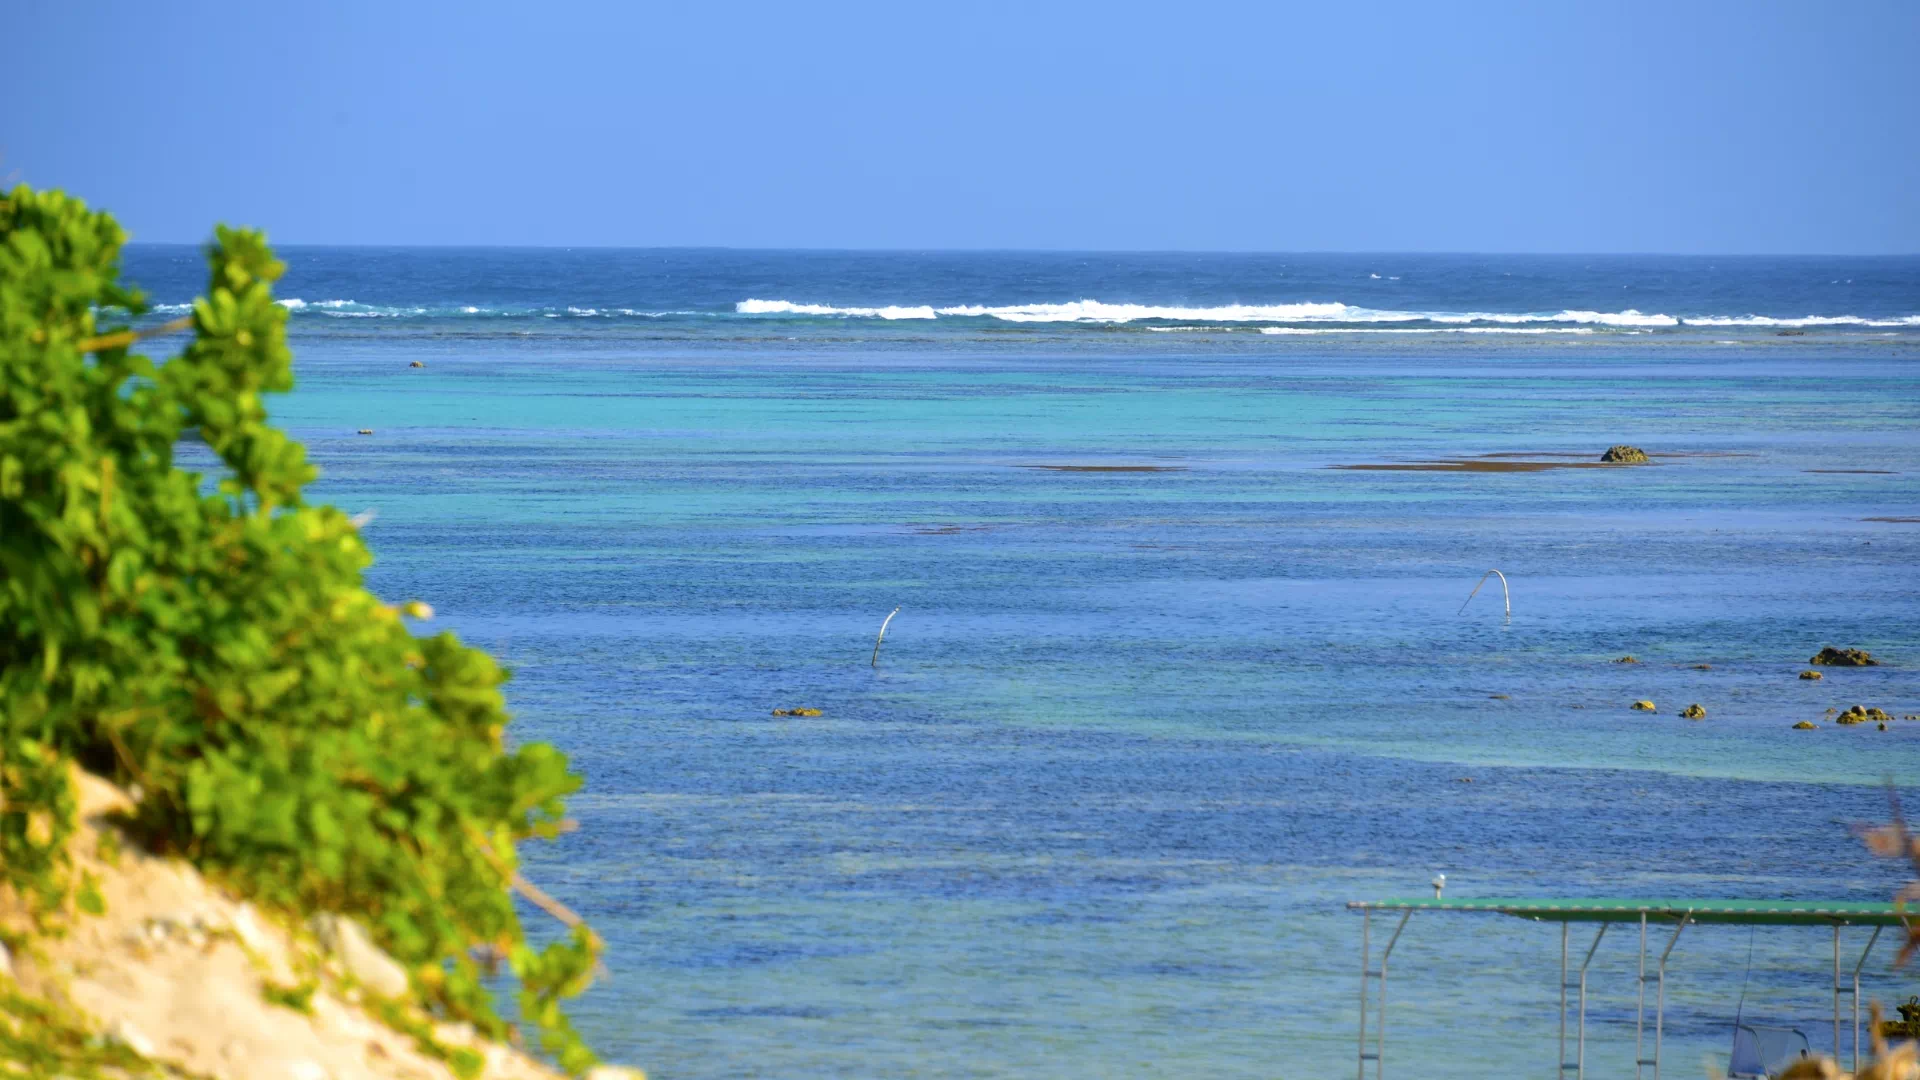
[770, 707, 822, 717]
[1793, 721, 1817, 729]
[1630, 700, 1656, 712]
[1810, 647, 1878, 666]
[1835, 705, 1891, 726]
[1680, 704, 1706, 719]
[1600, 446, 1649, 464]
[309, 913, 409, 999]
[1800, 670, 1823, 680]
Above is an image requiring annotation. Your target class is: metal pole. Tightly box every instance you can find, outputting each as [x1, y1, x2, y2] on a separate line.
[1358, 908, 1370, 1080]
[1578, 924, 1608, 1080]
[1832, 925, 1841, 1060]
[1560, 923, 1569, 1077]
[1635, 914, 1648, 1080]
[1851, 926, 1881, 1071]
[1377, 911, 1411, 1080]
[1655, 915, 1690, 1080]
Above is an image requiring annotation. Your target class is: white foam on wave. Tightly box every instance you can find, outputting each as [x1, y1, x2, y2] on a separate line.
[736, 297, 1699, 326]
[1259, 326, 1598, 336]
[164, 295, 1920, 330]
[940, 300, 1361, 322]
[276, 298, 365, 310]
[1428, 308, 1677, 327]
[1681, 313, 1920, 328]
[738, 299, 937, 320]
[558, 307, 697, 317]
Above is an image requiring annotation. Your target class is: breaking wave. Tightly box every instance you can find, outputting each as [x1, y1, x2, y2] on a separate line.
[736, 299, 937, 320]
[1258, 326, 1599, 336]
[734, 299, 1913, 328]
[135, 297, 1920, 332]
[740, 299, 1361, 322]
[1680, 313, 1920, 328]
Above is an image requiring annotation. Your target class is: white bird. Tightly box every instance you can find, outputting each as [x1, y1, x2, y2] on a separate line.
[1432, 873, 1447, 899]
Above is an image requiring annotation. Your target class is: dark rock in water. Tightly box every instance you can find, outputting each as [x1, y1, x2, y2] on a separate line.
[1630, 700, 1656, 712]
[1809, 646, 1877, 666]
[1692, 664, 1712, 670]
[1793, 721, 1817, 729]
[356, 429, 374, 435]
[771, 707, 823, 717]
[1776, 329, 1807, 337]
[1834, 705, 1887, 725]
[1799, 670, 1823, 680]
[1680, 703, 1706, 719]
[1884, 997, 1920, 1039]
[1600, 445, 1650, 464]
[409, 361, 425, 368]
[1614, 655, 1638, 664]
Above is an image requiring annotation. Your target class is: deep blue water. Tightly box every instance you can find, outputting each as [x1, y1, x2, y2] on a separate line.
[125, 248, 1920, 1078]
[127, 247, 1920, 342]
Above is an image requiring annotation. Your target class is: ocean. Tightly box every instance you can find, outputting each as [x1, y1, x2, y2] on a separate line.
[124, 247, 1920, 1079]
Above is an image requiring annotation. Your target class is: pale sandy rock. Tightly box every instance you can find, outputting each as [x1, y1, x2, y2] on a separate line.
[108, 1017, 158, 1057]
[283, 1060, 332, 1080]
[231, 901, 276, 957]
[4, 768, 590, 1080]
[433, 1020, 478, 1046]
[311, 912, 411, 998]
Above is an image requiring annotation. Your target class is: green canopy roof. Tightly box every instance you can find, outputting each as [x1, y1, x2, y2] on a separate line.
[1347, 897, 1913, 927]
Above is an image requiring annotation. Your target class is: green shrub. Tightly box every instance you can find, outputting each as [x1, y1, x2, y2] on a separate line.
[0, 186, 601, 1073]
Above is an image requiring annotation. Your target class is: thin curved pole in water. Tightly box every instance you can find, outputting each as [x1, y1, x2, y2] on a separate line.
[871, 606, 901, 667]
[1458, 570, 1511, 618]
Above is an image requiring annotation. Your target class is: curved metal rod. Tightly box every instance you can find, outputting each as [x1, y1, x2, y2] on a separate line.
[1458, 569, 1511, 618]
[871, 606, 901, 667]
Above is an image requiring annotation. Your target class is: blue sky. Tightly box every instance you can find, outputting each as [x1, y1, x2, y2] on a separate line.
[7, 1, 1916, 252]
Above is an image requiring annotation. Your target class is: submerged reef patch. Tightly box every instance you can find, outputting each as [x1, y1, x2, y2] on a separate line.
[1810, 647, 1878, 666]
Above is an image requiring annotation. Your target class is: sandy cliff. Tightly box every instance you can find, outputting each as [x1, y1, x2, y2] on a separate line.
[1, 770, 635, 1080]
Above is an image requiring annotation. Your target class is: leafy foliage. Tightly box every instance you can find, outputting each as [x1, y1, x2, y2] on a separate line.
[0, 186, 601, 1070]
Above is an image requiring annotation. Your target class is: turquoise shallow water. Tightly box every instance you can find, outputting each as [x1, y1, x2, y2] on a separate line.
[130, 249, 1920, 1078]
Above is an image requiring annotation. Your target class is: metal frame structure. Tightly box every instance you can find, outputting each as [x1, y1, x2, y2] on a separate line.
[1345, 898, 1912, 1080]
